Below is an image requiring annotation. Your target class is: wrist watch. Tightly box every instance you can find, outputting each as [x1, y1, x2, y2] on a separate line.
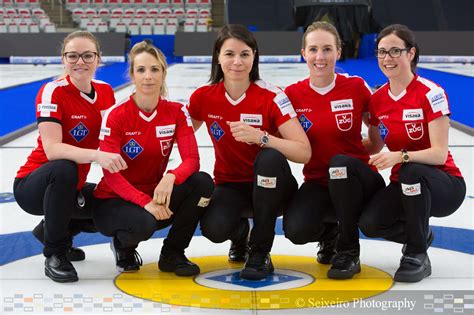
[401, 149, 410, 164]
[259, 131, 269, 147]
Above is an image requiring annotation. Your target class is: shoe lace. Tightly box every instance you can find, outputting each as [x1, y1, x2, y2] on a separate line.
[130, 250, 143, 266]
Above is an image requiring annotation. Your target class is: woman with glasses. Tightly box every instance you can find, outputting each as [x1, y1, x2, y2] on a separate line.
[283, 21, 385, 280]
[13, 31, 124, 283]
[359, 24, 465, 282]
[187, 24, 311, 280]
[93, 41, 213, 276]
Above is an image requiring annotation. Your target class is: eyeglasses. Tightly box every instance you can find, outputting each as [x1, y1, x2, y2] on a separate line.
[63, 51, 98, 64]
[375, 48, 410, 59]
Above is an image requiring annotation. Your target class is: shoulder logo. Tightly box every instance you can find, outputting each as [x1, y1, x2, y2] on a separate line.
[335, 112, 353, 131]
[330, 99, 354, 112]
[69, 122, 89, 142]
[37, 103, 58, 117]
[156, 124, 176, 138]
[122, 138, 143, 160]
[402, 109, 424, 121]
[426, 89, 449, 113]
[240, 114, 263, 126]
[405, 123, 424, 140]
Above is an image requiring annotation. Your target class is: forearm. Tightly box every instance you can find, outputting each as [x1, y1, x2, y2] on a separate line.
[405, 147, 448, 165]
[265, 134, 311, 164]
[45, 142, 99, 164]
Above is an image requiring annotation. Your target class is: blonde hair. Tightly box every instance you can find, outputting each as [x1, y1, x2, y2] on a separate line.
[128, 41, 168, 97]
[302, 21, 342, 50]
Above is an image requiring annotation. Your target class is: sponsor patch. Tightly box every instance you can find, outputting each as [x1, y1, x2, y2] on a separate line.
[257, 175, 277, 189]
[99, 127, 111, 139]
[37, 103, 58, 117]
[240, 114, 263, 126]
[298, 114, 313, 132]
[405, 123, 424, 140]
[329, 167, 347, 179]
[210, 121, 225, 141]
[378, 121, 389, 141]
[160, 139, 173, 157]
[197, 197, 210, 207]
[401, 183, 421, 196]
[330, 99, 354, 112]
[402, 109, 424, 121]
[274, 92, 296, 117]
[122, 138, 143, 160]
[335, 112, 353, 131]
[427, 88, 449, 113]
[156, 124, 176, 138]
[69, 122, 89, 142]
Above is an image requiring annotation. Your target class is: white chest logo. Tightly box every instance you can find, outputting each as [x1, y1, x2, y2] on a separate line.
[405, 123, 424, 140]
[240, 114, 263, 126]
[330, 99, 354, 112]
[156, 124, 176, 138]
[402, 109, 424, 121]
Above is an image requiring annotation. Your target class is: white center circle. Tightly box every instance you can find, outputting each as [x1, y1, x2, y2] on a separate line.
[195, 268, 314, 291]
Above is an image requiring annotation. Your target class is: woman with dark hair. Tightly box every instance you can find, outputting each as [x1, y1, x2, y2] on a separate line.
[93, 41, 214, 276]
[283, 21, 385, 280]
[13, 31, 123, 283]
[359, 24, 465, 282]
[187, 24, 311, 280]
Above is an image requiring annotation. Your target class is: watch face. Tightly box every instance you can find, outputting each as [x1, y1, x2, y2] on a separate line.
[262, 135, 269, 144]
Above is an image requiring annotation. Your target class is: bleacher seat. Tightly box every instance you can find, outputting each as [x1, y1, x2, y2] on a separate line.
[200, 0, 211, 9]
[128, 22, 139, 34]
[2, 0, 14, 7]
[196, 20, 207, 32]
[79, 15, 89, 28]
[183, 20, 195, 32]
[29, 21, 39, 32]
[97, 21, 108, 32]
[157, 0, 170, 8]
[165, 21, 177, 34]
[115, 21, 127, 32]
[109, 15, 121, 29]
[144, 15, 155, 24]
[86, 21, 97, 32]
[0, 22, 6, 33]
[140, 22, 152, 34]
[18, 8, 30, 15]
[8, 22, 18, 33]
[18, 21, 29, 32]
[44, 22, 56, 32]
[26, 0, 40, 7]
[153, 21, 165, 34]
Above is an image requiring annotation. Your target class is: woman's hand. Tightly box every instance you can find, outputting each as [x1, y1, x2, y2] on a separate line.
[227, 121, 262, 144]
[95, 151, 127, 173]
[153, 173, 176, 208]
[369, 151, 401, 170]
[144, 201, 173, 221]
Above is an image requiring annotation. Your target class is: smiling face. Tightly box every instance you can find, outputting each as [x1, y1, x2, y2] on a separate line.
[130, 51, 164, 97]
[62, 37, 99, 86]
[301, 29, 341, 85]
[218, 38, 255, 83]
[377, 33, 415, 80]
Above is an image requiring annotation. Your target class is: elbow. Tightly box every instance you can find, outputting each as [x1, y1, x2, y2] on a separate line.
[298, 142, 312, 164]
[435, 149, 448, 165]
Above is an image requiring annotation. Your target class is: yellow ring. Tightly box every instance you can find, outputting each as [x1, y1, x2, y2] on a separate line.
[115, 255, 393, 310]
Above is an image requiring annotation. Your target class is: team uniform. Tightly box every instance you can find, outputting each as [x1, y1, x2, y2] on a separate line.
[283, 74, 385, 253]
[93, 95, 213, 257]
[188, 80, 298, 254]
[360, 75, 465, 255]
[13, 75, 115, 258]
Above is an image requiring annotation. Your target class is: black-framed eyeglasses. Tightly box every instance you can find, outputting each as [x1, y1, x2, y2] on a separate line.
[375, 48, 410, 59]
[63, 51, 98, 64]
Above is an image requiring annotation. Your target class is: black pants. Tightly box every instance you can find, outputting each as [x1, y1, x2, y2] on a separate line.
[93, 172, 214, 253]
[283, 181, 338, 245]
[13, 160, 97, 257]
[360, 163, 466, 254]
[201, 149, 298, 253]
[328, 154, 386, 251]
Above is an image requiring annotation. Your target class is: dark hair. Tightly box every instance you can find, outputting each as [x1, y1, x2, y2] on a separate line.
[128, 41, 168, 96]
[209, 24, 260, 84]
[302, 21, 342, 51]
[376, 24, 419, 72]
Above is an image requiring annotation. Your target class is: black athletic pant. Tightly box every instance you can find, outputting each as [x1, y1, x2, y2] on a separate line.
[328, 154, 386, 252]
[201, 149, 298, 253]
[360, 163, 466, 254]
[283, 180, 338, 245]
[13, 160, 97, 257]
[93, 172, 214, 254]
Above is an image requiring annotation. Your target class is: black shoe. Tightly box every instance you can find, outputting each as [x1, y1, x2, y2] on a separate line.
[158, 252, 200, 276]
[228, 219, 250, 263]
[44, 253, 78, 283]
[394, 253, 431, 283]
[240, 251, 274, 280]
[317, 223, 338, 264]
[327, 249, 361, 279]
[110, 238, 143, 273]
[33, 219, 85, 262]
[402, 228, 434, 254]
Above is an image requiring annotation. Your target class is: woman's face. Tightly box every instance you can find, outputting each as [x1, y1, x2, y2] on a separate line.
[131, 52, 164, 97]
[301, 29, 340, 80]
[377, 33, 415, 80]
[62, 37, 99, 84]
[218, 38, 255, 83]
